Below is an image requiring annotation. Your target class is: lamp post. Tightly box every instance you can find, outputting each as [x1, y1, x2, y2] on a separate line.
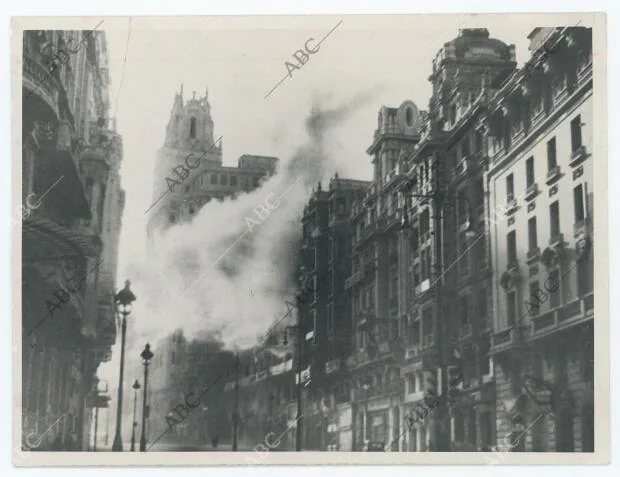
[139, 343, 154, 452]
[130, 380, 141, 452]
[400, 185, 475, 452]
[111, 280, 136, 452]
[232, 352, 240, 451]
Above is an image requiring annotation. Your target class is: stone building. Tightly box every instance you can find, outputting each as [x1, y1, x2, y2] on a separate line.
[486, 26, 594, 452]
[21, 30, 124, 450]
[398, 28, 516, 452]
[298, 176, 370, 451]
[347, 100, 422, 451]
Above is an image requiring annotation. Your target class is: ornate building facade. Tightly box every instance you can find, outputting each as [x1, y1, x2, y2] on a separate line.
[21, 30, 124, 450]
[487, 26, 594, 452]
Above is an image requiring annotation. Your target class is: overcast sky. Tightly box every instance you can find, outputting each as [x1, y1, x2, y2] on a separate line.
[97, 14, 575, 383]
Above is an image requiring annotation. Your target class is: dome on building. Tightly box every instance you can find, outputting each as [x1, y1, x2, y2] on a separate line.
[442, 28, 514, 62]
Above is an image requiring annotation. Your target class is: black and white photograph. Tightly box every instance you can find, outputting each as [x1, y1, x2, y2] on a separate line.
[12, 12, 608, 466]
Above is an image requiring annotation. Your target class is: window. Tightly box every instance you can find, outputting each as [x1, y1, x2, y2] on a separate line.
[528, 281, 541, 316]
[571, 115, 583, 152]
[474, 178, 484, 207]
[547, 137, 557, 170]
[189, 205, 195, 215]
[420, 250, 427, 280]
[528, 217, 538, 251]
[210, 174, 217, 184]
[419, 209, 430, 237]
[169, 213, 176, 223]
[550, 201, 560, 239]
[461, 137, 470, 158]
[407, 374, 416, 393]
[171, 351, 176, 364]
[458, 295, 469, 325]
[477, 289, 488, 322]
[220, 174, 228, 186]
[574, 184, 585, 222]
[406, 107, 414, 127]
[526, 156, 535, 187]
[189, 117, 197, 139]
[507, 291, 517, 326]
[577, 256, 593, 296]
[475, 131, 484, 152]
[506, 174, 515, 201]
[410, 227, 419, 253]
[254, 176, 260, 188]
[230, 175, 238, 187]
[412, 320, 421, 345]
[327, 303, 334, 335]
[450, 104, 457, 125]
[548, 268, 561, 308]
[507, 230, 517, 265]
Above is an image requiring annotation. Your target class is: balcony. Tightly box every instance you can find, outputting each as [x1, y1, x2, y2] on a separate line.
[404, 345, 421, 360]
[526, 247, 541, 264]
[548, 233, 564, 249]
[525, 183, 539, 201]
[574, 218, 590, 237]
[491, 325, 526, 353]
[23, 53, 62, 116]
[530, 293, 594, 338]
[505, 195, 518, 215]
[570, 145, 589, 168]
[344, 271, 363, 290]
[546, 165, 562, 185]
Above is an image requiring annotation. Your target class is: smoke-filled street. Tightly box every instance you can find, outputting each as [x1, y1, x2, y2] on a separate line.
[18, 15, 599, 462]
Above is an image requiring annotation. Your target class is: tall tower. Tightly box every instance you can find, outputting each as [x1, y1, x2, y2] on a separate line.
[147, 86, 223, 237]
[164, 86, 216, 152]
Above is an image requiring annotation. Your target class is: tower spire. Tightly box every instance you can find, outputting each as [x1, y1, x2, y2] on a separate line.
[180, 83, 184, 100]
[205, 87, 208, 100]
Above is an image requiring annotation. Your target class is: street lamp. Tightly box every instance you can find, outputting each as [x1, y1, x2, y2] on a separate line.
[140, 343, 154, 452]
[130, 380, 141, 452]
[112, 279, 136, 452]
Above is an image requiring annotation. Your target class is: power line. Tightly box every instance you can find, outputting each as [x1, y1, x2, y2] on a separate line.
[113, 17, 133, 120]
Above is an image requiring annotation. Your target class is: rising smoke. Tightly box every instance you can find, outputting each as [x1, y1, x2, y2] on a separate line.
[123, 92, 376, 355]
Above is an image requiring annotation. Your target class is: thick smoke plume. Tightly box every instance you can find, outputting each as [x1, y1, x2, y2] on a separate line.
[123, 93, 374, 355]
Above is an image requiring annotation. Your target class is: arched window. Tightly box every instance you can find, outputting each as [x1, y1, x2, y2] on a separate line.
[189, 117, 197, 139]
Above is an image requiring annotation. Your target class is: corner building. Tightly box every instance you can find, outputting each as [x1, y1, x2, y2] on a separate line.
[486, 27, 594, 452]
[22, 30, 124, 450]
